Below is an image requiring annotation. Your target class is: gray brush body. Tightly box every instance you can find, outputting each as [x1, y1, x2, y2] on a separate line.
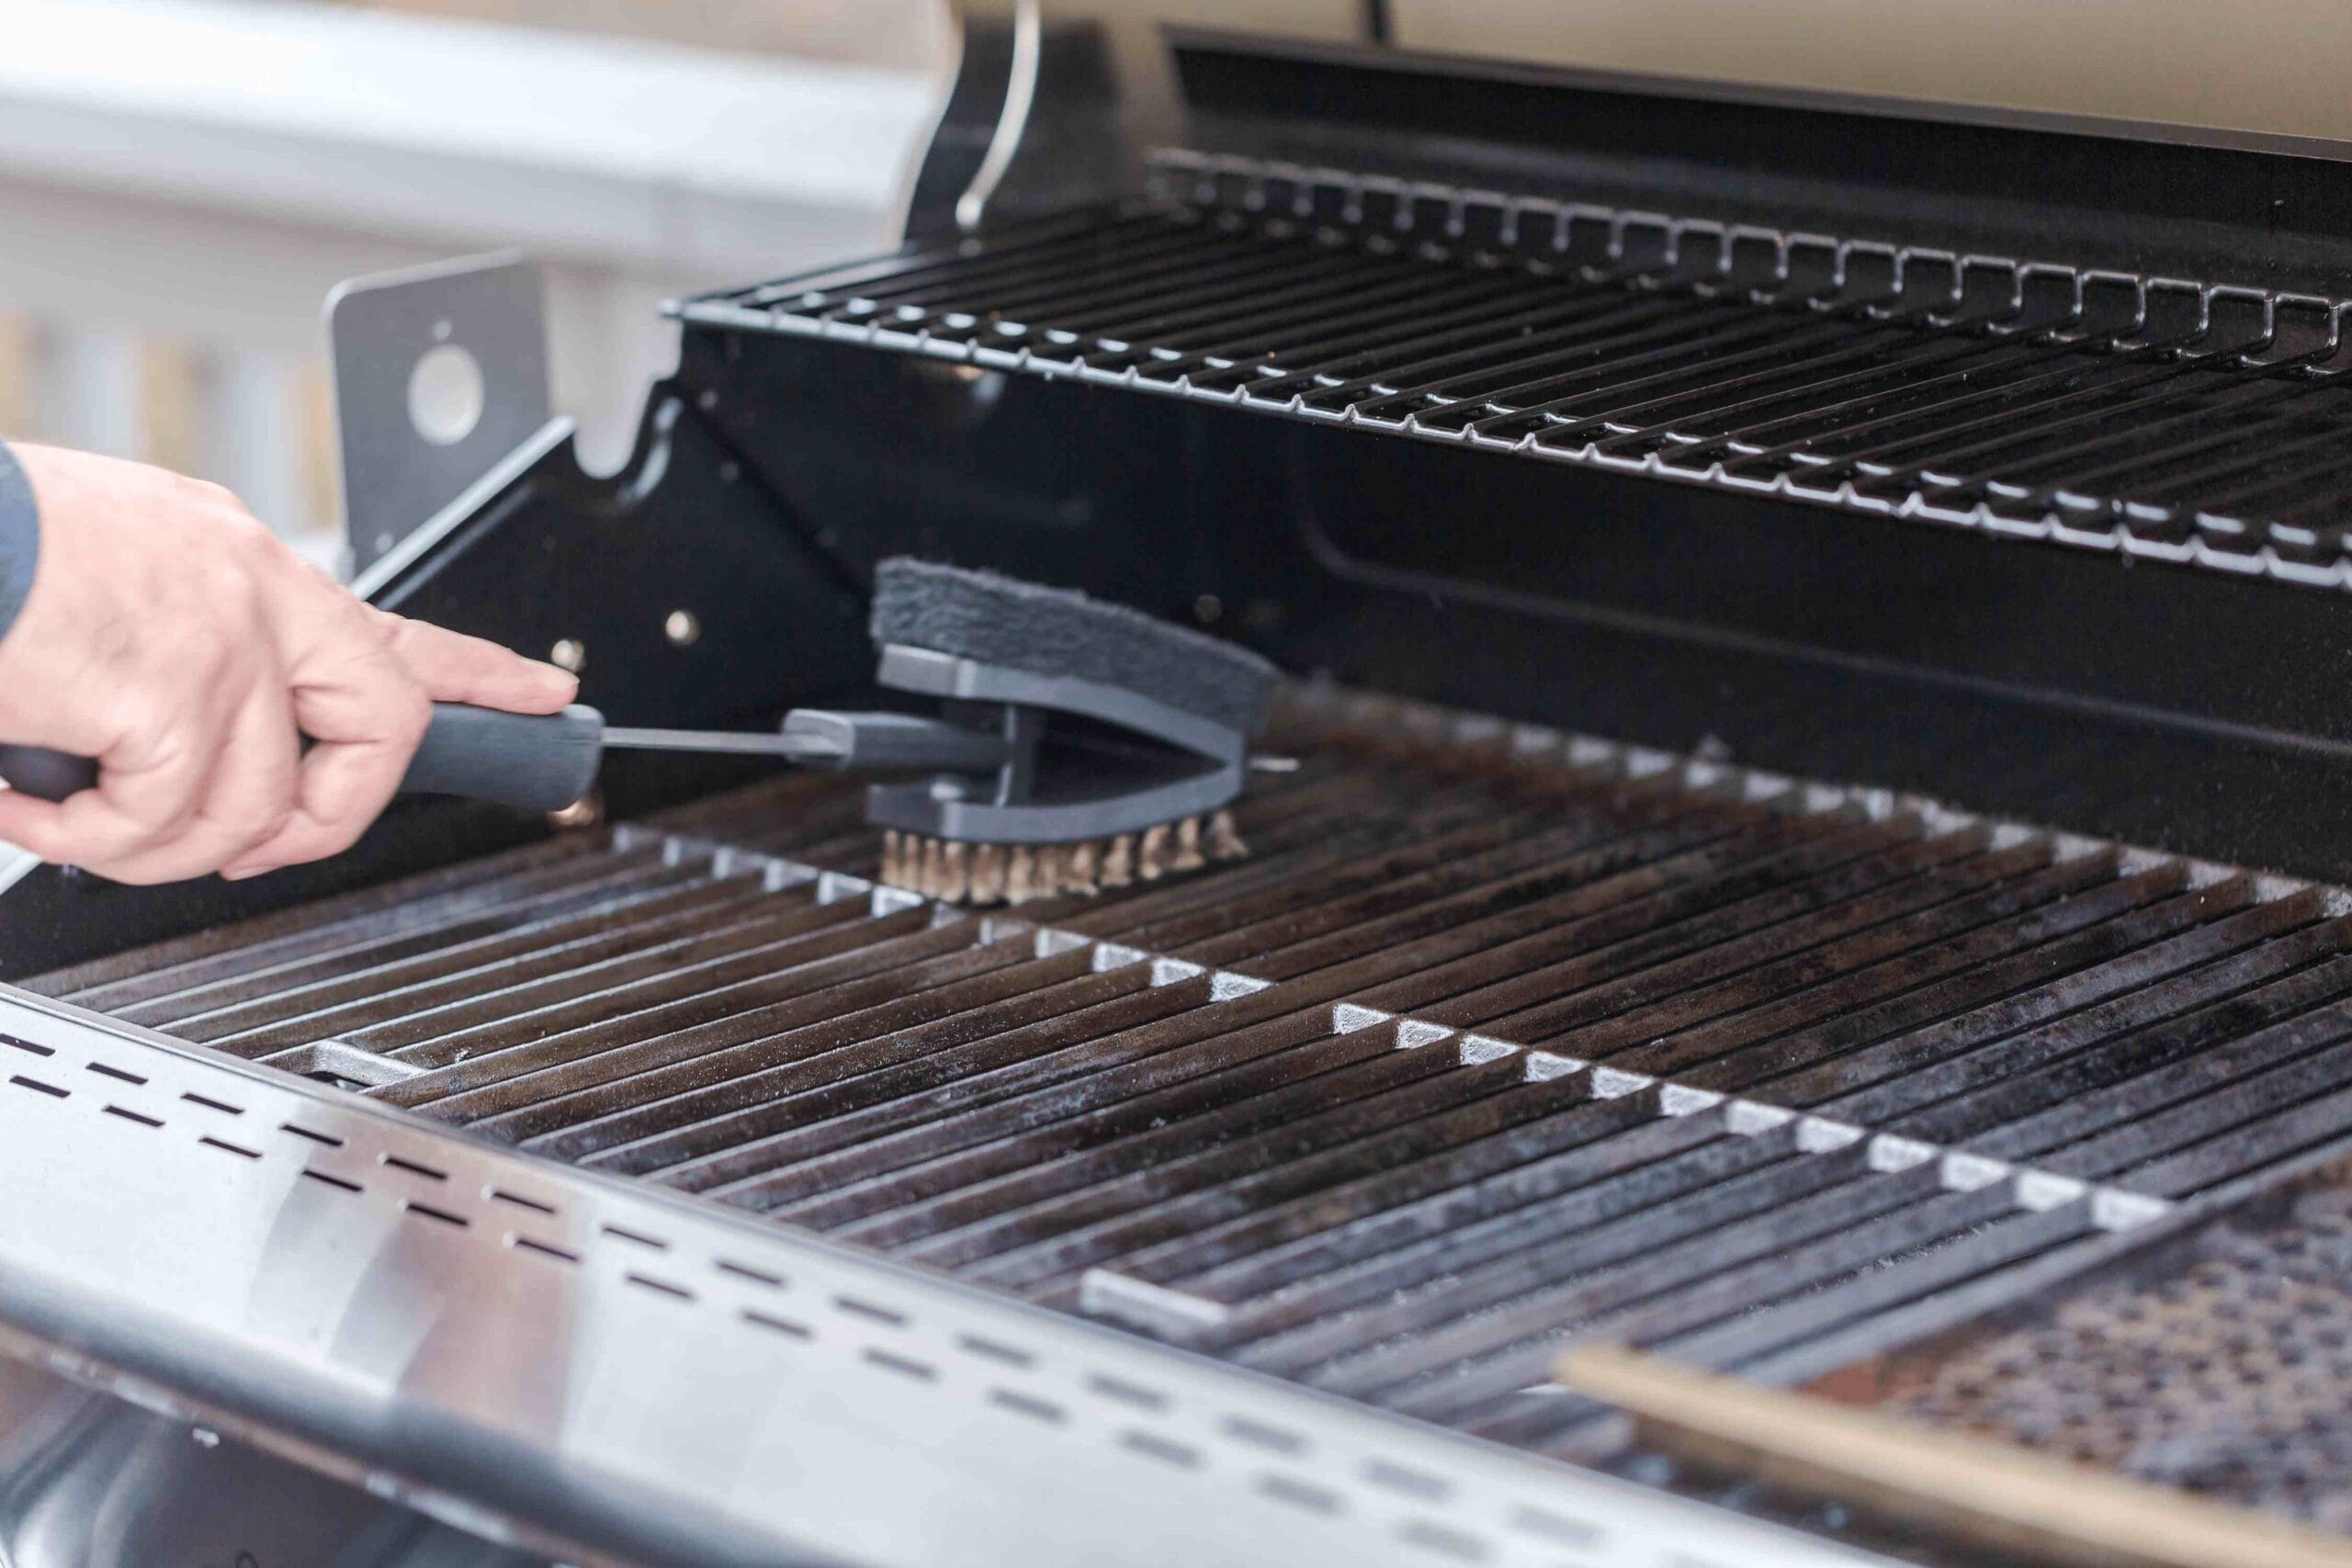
[869, 558, 1279, 737]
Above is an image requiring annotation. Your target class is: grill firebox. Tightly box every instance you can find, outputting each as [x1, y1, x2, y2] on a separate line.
[33, 691, 2352, 1496]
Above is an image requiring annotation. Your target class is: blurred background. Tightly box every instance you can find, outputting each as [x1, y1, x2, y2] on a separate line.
[2, 0, 2345, 568]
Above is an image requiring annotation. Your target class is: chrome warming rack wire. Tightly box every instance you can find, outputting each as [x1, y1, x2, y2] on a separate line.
[680, 150, 2352, 592]
[30, 688, 2352, 1485]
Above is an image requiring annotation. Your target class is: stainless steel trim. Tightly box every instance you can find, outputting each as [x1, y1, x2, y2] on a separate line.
[0, 982, 1901, 1568]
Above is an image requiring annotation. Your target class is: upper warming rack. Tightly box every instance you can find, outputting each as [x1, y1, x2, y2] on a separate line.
[682, 151, 2352, 592]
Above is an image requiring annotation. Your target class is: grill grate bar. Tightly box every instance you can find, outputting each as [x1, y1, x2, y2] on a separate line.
[1814, 910, 2347, 1134]
[808, 1017, 1561, 1247]
[1396, 1187, 2072, 1430]
[178, 866, 783, 1045]
[1105, 1076, 1718, 1300]
[2024, 1018, 2352, 1179]
[215, 875, 872, 1057]
[382, 918, 1001, 1117]
[639, 815, 1951, 1207]
[1482, 1198, 2103, 1452]
[763, 829, 2064, 1275]
[74, 840, 670, 1018]
[492, 936, 1114, 1145]
[1607, 857, 2168, 1080]
[426, 763, 1495, 1139]
[1889, 946, 2352, 1146]
[1744, 889, 2328, 1110]
[1242, 1145, 1959, 1386]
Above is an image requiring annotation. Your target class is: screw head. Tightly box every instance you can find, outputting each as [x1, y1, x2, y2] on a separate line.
[549, 638, 586, 674]
[664, 610, 702, 647]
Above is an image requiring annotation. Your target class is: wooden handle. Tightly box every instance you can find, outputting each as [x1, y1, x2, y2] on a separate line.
[1555, 1345, 2351, 1568]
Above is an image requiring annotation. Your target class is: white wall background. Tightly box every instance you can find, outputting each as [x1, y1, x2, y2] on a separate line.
[11, 0, 2346, 569]
[0, 0, 950, 562]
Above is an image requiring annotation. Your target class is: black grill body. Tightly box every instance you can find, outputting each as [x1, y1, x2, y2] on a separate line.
[13, 22, 2352, 1562]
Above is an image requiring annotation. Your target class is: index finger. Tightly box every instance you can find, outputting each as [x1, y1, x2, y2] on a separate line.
[371, 610, 577, 714]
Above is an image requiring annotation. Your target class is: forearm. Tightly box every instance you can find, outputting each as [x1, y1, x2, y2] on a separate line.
[0, 443, 36, 645]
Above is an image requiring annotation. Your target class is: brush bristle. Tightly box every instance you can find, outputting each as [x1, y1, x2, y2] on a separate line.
[880, 809, 1248, 906]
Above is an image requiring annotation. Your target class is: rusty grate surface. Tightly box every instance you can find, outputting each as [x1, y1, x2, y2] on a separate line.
[1821, 1154, 2352, 1531]
[28, 693, 2352, 1462]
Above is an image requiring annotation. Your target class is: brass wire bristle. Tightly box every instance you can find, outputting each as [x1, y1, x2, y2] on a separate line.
[1137, 823, 1174, 881]
[970, 843, 1007, 904]
[877, 808, 1248, 906]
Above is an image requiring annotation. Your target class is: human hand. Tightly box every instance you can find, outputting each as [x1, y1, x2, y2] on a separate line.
[0, 444, 576, 884]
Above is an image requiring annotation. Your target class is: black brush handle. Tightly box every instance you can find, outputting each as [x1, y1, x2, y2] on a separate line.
[0, 703, 607, 813]
[0, 743, 96, 803]
[399, 703, 605, 811]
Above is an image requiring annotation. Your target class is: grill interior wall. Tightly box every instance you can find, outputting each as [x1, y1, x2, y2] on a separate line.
[31, 692, 2352, 1461]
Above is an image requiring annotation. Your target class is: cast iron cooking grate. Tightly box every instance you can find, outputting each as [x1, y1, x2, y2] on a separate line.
[681, 151, 2352, 592]
[28, 690, 2352, 1458]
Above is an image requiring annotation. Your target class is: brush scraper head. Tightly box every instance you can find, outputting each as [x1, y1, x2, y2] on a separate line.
[864, 558, 1280, 906]
[869, 559, 1278, 736]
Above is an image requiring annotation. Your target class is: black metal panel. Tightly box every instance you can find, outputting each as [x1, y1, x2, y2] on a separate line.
[371, 393, 870, 729]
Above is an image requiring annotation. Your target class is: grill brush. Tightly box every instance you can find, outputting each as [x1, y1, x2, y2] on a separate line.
[0, 559, 1280, 904]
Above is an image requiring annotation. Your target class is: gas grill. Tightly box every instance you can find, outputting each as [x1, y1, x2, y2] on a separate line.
[6, 11, 2352, 1566]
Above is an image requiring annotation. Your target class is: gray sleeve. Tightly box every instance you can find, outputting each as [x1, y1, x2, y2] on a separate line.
[0, 443, 36, 644]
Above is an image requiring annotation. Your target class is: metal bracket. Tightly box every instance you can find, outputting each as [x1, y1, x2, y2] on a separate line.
[325, 252, 553, 582]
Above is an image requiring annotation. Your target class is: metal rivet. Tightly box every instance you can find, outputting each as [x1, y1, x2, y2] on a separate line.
[696, 388, 720, 412]
[718, 460, 741, 484]
[664, 610, 701, 647]
[1193, 593, 1223, 624]
[549, 639, 586, 674]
